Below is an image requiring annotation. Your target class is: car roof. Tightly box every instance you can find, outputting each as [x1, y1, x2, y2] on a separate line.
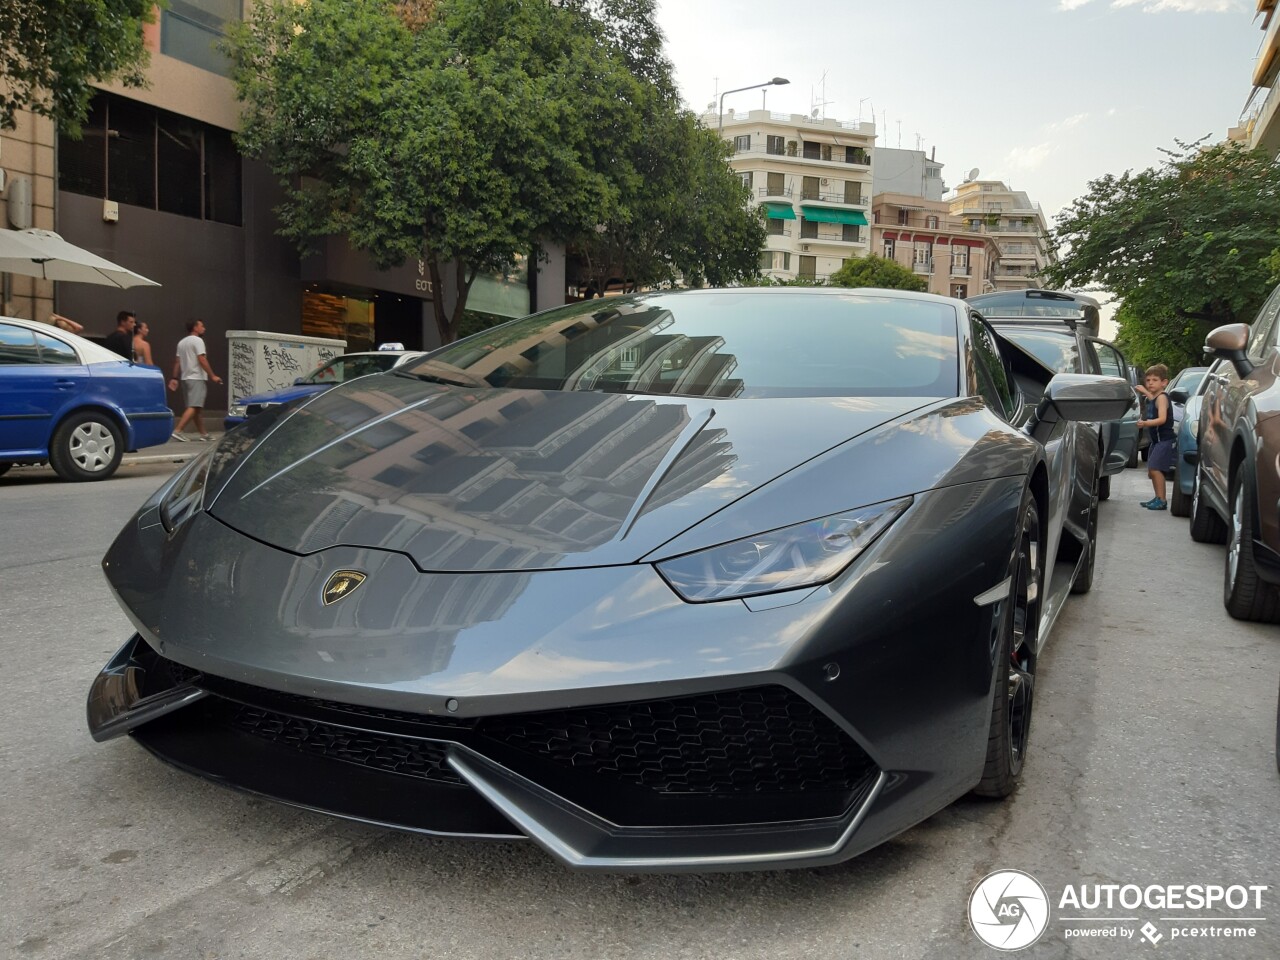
[1, 314, 128, 365]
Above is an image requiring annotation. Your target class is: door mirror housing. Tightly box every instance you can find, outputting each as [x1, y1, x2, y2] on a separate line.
[1028, 374, 1135, 441]
[1167, 388, 1189, 405]
[1204, 323, 1254, 379]
[294, 377, 307, 385]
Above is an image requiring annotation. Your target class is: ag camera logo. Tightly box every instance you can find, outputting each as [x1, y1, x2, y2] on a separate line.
[969, 869, 1051, 951]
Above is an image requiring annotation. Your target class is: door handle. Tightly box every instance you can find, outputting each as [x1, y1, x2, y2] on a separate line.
[54, 379, 76, 389]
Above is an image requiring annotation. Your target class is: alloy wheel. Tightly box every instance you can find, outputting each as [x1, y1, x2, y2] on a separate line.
[1008, 526, 1040, 773]
[1228, 483, 1244, 591]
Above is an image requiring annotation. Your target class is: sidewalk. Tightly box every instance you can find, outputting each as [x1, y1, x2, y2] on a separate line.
[123, 429, 225, 466]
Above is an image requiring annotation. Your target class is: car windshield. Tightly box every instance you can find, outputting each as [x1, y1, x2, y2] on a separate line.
[401, 292, 959, 399]
[1169, 368, 1207, 396]
[300, 354, 399, 385]
[995, 328, 1081, 374]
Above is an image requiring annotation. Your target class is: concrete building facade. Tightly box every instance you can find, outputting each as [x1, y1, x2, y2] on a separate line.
[1239, 0, 1280, 156]
[945, 179, 1054, 291]
[871, 147, 945, 202]
[870, 193, 999, 299]
[717, 109, 875, 283]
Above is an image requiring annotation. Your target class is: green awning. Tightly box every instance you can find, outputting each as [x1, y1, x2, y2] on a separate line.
[760, 201, 796, 220]
[799, 207, 869, 226]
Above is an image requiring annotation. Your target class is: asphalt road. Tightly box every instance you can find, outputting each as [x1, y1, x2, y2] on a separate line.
[2, 464, 1278, 960]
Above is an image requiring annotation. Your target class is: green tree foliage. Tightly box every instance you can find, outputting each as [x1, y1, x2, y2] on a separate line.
[0, 0, 157, 135]
[828, 254, 928, 292]
[1046, 141, 1280, 371]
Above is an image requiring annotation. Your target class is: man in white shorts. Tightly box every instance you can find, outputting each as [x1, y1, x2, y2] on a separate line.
[168, 319, 223, 441]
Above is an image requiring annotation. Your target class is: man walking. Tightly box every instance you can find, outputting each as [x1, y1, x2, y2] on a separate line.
[102, 311, 136, 359]
[168, 319, 222, 441]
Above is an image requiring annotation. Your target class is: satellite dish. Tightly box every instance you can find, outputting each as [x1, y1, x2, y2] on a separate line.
[967, 167, 980, 182]
[810, 108, 820, 119]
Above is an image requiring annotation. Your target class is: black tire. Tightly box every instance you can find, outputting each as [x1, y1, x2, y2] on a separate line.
[1126, 441, 1139, 470]
[0, 463, 10, 478]
[1071, 472, 1099, 595]
[1140, 444, 1150, 462]
[48, 411, 123, 482]
[1224, 467, 1280, 623]
[1189, 458, 1228, 544]
[1098, 475, 1110, 501]
[973, 496, 1041, 798]
[1170, 460, 1191, 517]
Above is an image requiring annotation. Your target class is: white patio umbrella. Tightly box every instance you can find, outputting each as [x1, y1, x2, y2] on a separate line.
[0, 228, 160, 288]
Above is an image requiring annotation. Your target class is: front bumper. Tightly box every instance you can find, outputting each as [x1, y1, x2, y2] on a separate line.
[90, 477, 1026, 870]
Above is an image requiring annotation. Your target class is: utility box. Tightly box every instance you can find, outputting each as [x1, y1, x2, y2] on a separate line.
[225, 330, 346, 409]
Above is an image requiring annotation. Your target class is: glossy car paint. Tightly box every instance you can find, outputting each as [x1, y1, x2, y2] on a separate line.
[0, 316, 172, 464]
[88, 288, 1130, 870]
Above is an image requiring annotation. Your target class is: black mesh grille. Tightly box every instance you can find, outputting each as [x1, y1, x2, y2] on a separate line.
[477, 687, 874, 797]
[214, 702, 463, 785]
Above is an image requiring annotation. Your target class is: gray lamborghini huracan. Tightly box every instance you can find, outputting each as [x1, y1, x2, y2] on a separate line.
[87, 289, 1133, 871]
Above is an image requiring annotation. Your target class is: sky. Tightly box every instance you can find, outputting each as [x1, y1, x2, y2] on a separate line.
[654, 0, 1263, 224]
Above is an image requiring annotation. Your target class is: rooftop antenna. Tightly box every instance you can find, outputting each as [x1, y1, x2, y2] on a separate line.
[896, 120, 902, 148]
[811, 70, 833, 121]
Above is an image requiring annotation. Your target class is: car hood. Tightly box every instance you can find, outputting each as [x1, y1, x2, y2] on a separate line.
[207, 373, 936, 571]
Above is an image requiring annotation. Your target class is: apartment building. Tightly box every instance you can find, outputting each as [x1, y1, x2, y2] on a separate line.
[1239, 0, 1280, 156]
[870, 193, 998, 299]
[946, 179, 1054, 291]
[718, 109, 875, 283]
[871, 147, 945, 202]
[0, 1, 559, 414]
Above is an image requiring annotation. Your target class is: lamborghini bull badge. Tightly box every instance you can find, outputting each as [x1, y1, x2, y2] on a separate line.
[322, 570, 366, 605]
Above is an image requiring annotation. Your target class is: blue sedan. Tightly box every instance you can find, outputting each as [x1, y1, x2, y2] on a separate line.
[224, 350, 425, 429]
[0, 316, 173, 481]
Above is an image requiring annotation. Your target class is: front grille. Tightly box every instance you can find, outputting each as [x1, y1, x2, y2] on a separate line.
[212, 701, 463, 785]
[478, 687, 874, 797]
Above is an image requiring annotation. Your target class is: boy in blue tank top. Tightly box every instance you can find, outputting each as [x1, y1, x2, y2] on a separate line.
[1136, 364, 1176, 510]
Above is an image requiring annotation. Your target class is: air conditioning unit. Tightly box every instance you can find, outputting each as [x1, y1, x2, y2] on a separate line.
[820, 178, 830, 186]
[800, 244, 811, 252]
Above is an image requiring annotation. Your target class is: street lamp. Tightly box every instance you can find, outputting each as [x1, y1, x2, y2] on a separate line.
[718, 77, 790, 131]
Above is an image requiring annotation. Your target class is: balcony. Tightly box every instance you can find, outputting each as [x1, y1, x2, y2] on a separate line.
[950, 264, 971, 276]
[913, 260, 934, 275]
[758, 186, 793, 198]
[765, 225, 794, 238]
[731, 146, 872, 167]
[800, 189, 867, 206]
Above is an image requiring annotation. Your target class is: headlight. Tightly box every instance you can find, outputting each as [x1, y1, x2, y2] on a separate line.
[656, 497, 913, 602]
[228, 403, 246, 417]
[160, 447, 216, 534]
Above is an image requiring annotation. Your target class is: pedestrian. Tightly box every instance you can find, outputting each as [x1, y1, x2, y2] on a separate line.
[168, 319, 222, 442]
[102, 311, 136, 359]
[133, 320, 153, 366]
[1136, 363, 1176, 510]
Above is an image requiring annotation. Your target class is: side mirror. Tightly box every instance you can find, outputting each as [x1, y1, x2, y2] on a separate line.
[1168, 388, 1189, 405]
[1204, 323, 1253, 379]
[294, 377, 306, 385]
[1029, 374, 1135, 440]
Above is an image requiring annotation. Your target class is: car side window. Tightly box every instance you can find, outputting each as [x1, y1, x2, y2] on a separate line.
[969, 315, 1014, 419]
[1247, 285, 1280, 363]
[0, 324, 39, 365]
[1090, 340, 1126, 379]
[34, 332, 79, 365]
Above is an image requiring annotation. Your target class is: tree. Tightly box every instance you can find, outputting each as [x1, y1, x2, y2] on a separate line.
[229, 0, 650, 344]
[0, 0, 157, 135]
[828, 254, 928, 292]
[1045, 140, 1280, 370]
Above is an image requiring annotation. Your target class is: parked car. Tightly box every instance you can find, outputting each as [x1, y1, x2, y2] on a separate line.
[969, 289, 1136, 500]
[224, 349, 427, 429]
[0, 316, 172, 481]
[86, 288, 1133, 871]
[1191, 286, 1280, 623]
[1168, 362, 1220, 517]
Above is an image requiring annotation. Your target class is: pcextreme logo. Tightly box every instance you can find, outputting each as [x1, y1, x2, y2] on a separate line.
[969, 870, 1268, 951]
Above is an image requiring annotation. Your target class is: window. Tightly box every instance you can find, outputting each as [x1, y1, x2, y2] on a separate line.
[800, 217, 818, 239]
[797, 255, 817, 280]
[759, 251, 773, 269]
[0, 324, 39, 364]
[883, 239, 895, 260]
[766, 135, 785, 155]
[734, 135, 751, 153]
[766, 218, 785, 236]
[779, 252, 791, 270]
[34, 332, 78, 364]
[58, 92, 242, 225]
[897, 208, 910, 225]
[953, 248, 969, 268]
[738, 171, 753, 191]
[820, 144, 833, 162]
[801, 176, 819, 200]
[842, 224, 860, 242]
[846, 146, 870, 165]
[802, 141, 821, 160]
[162, 0, 240, 76]
[766, 171, 785, 196]
[1091, 341, 1126, 379]
[925, 215, 939, 229]
[844, 181, 862, 204]
[969, 315, 1014, 418]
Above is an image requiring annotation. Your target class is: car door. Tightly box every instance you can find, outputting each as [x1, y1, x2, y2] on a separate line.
[1202, 287, 1280, 504]
[0, 322, 83, 456]
[1084, 337, 1138, 472]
